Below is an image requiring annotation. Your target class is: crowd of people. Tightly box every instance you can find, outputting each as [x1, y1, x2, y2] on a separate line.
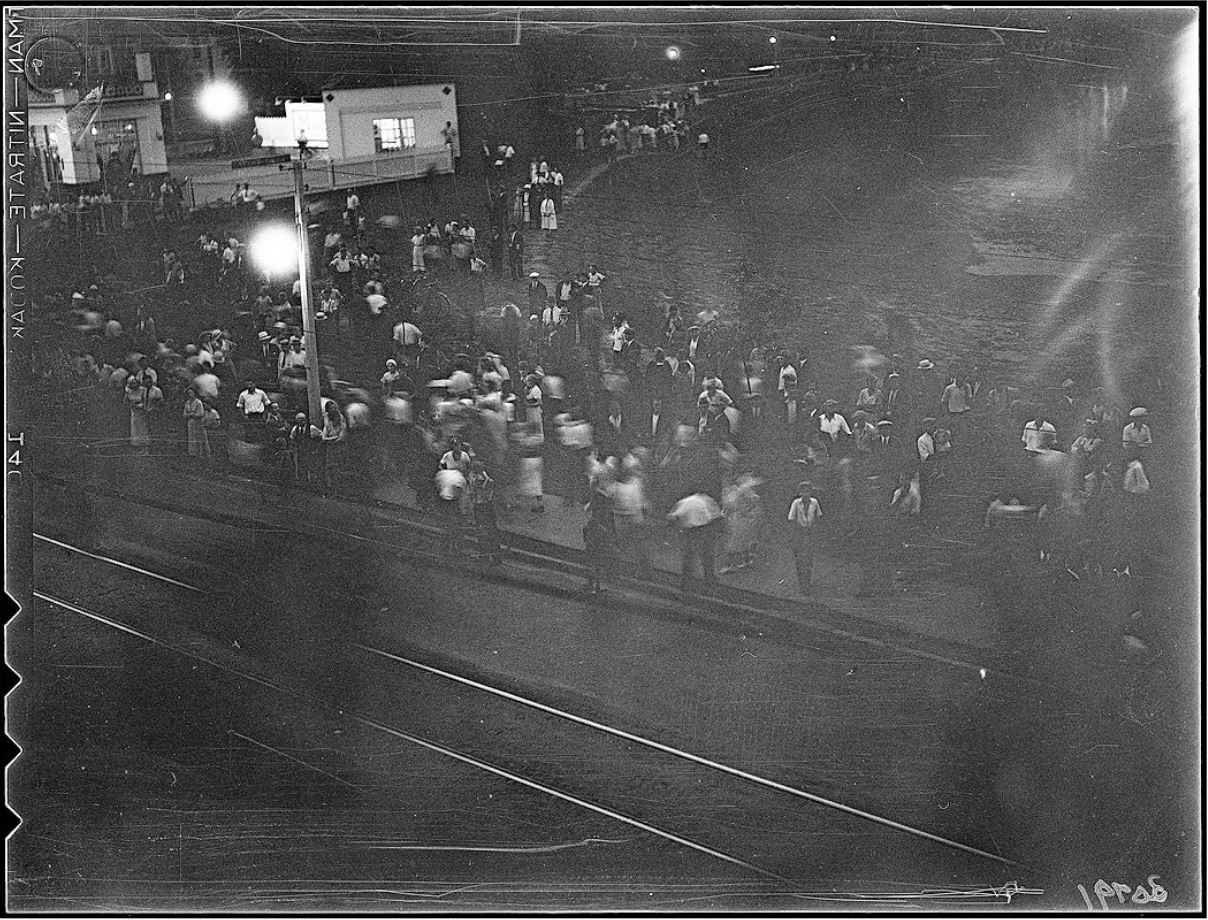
[34, 85, 1165, 602]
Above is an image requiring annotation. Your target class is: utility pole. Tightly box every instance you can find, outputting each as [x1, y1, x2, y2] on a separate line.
[290, 143, 323, 424]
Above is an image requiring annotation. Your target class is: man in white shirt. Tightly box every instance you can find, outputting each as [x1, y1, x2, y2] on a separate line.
[787, 481, 823, 595]
[940, 375, 973, 439]
[609, 314, 629, 354]
[236, 380, 271, 442]
[817, 400, 851, 454]
[439, 437, 472, 475]
[541, 302, 562, 327]
[916, 417, 937, 462]
[587, 264, 605, 308]
[330, 247, 355, 294]
[392, 319, 422, 364]
[1122, 407, 1152, 456]
[278, 337, 307, 379]
[551, 168, 564, 209]
[345, 192, 361, 233]
[667, 492, 723, 587]
[435, 466, 468, 553]
[1021, 415, 1057, 453]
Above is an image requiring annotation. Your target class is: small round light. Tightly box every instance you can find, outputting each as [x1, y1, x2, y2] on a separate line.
[163, 92, 172, 101]
[769, 36, 777, 44]
[665, 45, 681, 61]
[829, 34, 837, 41]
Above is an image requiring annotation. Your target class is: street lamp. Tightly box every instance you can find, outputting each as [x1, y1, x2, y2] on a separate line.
[197, 81, 242, 121]
[250, 225, 298, 277]
[199, 81, 321, 423]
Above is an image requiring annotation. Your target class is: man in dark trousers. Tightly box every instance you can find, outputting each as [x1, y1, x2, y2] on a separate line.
[668, 491, 723, 589]
[526, 272, 548, 318]
[507, 225, 525, 281]
[488, 227, 504, 278]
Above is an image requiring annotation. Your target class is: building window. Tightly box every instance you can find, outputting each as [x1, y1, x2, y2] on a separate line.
[372, 117, 415, 153]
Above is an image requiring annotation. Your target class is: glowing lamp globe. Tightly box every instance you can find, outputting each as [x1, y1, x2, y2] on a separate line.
[198, 82, 242, 122]
[665, 46, 681, 61]
[250, 225, 298, 277]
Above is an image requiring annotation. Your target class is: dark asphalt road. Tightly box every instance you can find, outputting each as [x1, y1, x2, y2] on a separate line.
[11, 461, 1197, 910]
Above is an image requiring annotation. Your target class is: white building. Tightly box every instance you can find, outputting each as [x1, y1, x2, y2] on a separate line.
[29, 51, 167, 191]
[187, 83, 461, 204]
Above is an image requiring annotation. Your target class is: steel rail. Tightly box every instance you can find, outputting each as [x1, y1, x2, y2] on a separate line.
[356, 643, 1018, 867]
[31, 590, 787, 883]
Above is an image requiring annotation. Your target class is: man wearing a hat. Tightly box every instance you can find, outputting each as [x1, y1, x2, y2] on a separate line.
[526, 272, 548, 318]
[884, 372, 909, 419]
[1122, 407, 1152, 456]
[380, 359, 404, 399]
[915, 358, 940, 404]
[871, 418, 899, 465]
[278, 335, 307, 380]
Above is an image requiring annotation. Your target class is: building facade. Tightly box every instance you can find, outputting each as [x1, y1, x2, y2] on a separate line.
[186, 83, 461, 204]
[28, 51, 167, 195]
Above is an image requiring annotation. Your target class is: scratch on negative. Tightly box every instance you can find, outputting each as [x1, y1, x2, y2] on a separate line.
[358, 837, 632, 854]
[229, 730, 365, 791]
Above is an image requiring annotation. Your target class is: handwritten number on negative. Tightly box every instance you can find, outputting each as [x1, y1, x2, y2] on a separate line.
[1077, 876, 1167, 910]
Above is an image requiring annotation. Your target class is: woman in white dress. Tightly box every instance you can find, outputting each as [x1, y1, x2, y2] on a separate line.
[411, 226, 426, 272]
[126, 376, 152, 456]
[183, 389, 210, 459]
[540, 194, 558, 231]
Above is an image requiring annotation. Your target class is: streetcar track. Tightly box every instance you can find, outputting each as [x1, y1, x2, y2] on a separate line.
[354, 643, 1016, 867]
[32, 533, 205, 594]
[30, 590, 787, 884]
[30, 543, 1023, 871]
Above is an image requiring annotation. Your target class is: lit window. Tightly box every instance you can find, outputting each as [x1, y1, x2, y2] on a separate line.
[372, 117, 416, 153]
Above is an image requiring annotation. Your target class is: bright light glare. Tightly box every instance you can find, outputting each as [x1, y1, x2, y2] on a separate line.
[197, 81, 242, 122]
[829, 35, 837, 41]
[665, 45, 681, 60]
[163, 91, 172, 101]
[250, 225, 299, 277]
[769, 36, 777, 44]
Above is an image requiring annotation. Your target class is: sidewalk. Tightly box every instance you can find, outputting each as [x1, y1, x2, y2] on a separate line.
[368, 473, 998, 653]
